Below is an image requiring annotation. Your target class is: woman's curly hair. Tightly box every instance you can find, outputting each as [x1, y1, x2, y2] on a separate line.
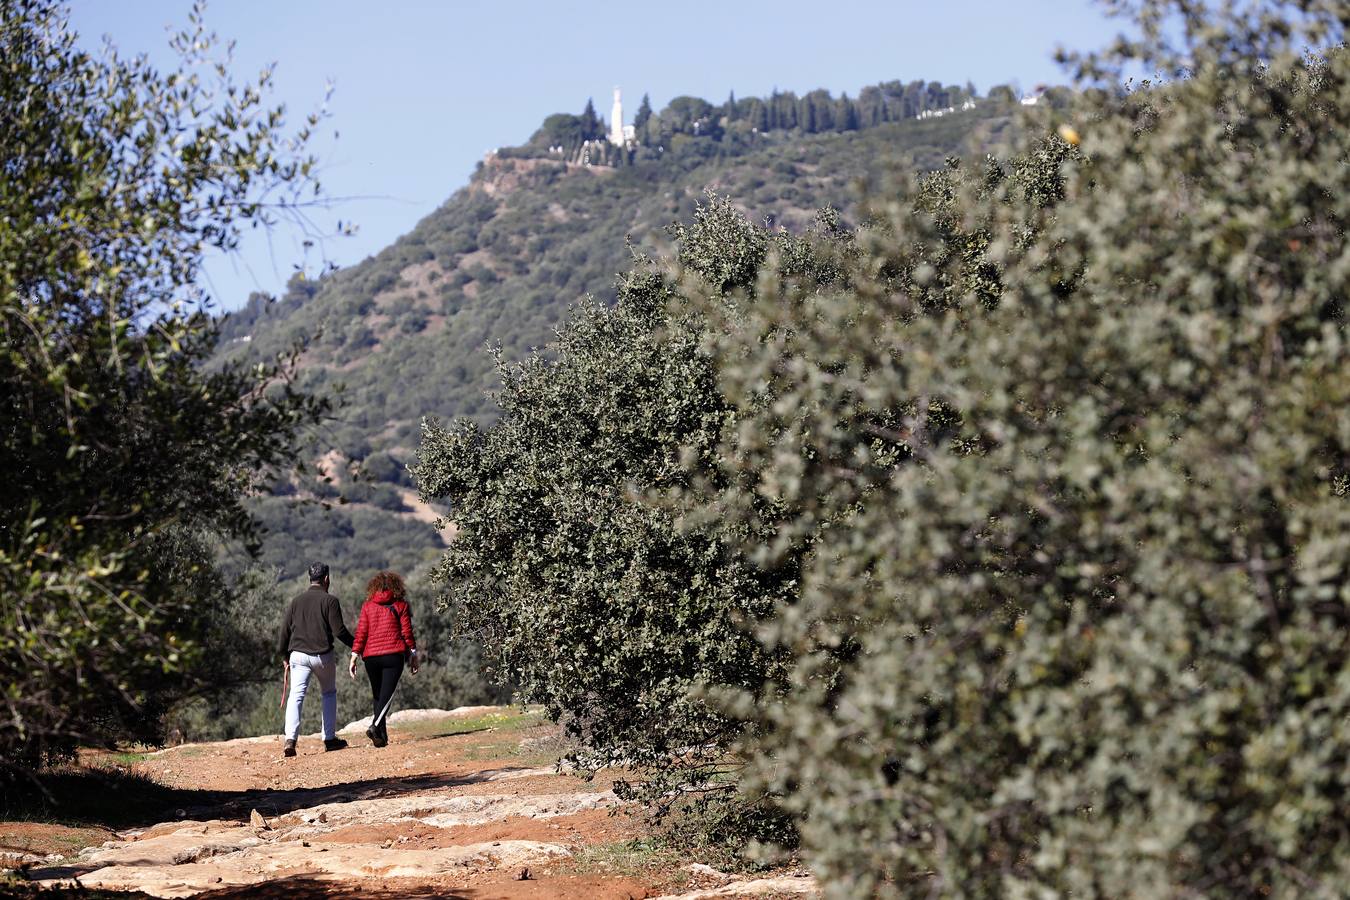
[365, 570, 407, 602]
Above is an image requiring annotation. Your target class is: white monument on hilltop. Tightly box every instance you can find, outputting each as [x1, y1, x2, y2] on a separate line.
[609, 87, 636, 146]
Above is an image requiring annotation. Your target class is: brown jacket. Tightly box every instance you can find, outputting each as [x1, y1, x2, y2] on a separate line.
[277, 585, 354, 658]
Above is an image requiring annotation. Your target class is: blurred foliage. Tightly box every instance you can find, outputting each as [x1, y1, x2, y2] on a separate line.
[411, 2, 1350, 893]
[0, 0, 335, 781]
[688, 2, 1350, 896]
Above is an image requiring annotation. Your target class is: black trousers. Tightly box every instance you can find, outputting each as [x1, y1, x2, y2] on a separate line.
[362, 653, 404, 738]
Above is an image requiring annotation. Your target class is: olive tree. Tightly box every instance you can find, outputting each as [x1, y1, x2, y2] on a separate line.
[0, 0, 332, 779]
[415, 200, 850, 837]
[698, 1, 1350, 895]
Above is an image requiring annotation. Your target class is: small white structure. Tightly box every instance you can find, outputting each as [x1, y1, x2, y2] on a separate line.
[1021, 85, 1048, 106]
[609, 87, 635, 146]
[917, 106, 957, 120]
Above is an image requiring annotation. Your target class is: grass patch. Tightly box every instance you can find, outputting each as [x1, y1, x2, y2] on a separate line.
[0, 820, 110, 863]
[395, 707, 545, 741]
[392, 708, 576, 767]
[460, 738, 559, 767]
[104, 751, 149, 766]
[566, 837, 684, 880]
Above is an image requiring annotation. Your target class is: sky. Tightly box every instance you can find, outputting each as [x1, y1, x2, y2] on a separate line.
[69, 0, 1126, 311]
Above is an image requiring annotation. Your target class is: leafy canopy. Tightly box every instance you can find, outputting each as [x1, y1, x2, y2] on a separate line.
[0, 0, 330, 777]
[695, 1, 1350, 895]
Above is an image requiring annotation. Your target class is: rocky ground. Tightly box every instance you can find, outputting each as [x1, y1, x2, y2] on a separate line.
[1, 708, 817, 899]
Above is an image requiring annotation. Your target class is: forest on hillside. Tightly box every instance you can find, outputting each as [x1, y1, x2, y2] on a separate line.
[214, 99, 1017, 581]
[504, 77, 1040, 166]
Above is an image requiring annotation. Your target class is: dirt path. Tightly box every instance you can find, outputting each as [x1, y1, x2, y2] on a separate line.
[2, 708, 816, 899]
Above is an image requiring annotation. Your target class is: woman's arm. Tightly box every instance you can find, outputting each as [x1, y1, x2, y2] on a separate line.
[351, 601, 369, 656]
[399, 602, 416, 652]
[401, 603, 419, 674]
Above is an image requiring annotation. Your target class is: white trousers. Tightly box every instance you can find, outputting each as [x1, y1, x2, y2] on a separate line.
[285, 650, 338, 741]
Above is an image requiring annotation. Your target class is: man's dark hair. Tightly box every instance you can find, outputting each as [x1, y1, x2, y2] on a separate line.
[308, 562, 330, 584]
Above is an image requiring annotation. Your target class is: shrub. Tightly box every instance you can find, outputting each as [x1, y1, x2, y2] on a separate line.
[0, 0, 328, 779]
[699, 2, 1350, 895]
[414, 199, 855, 832]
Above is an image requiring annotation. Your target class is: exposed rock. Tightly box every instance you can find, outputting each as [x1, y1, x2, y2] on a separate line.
[684, 862, 730, 880]
[652, 875, 819, 899]
[36, 840, 571, 898]
[338, 705, 526, 735]
[272, 789, 617, 836]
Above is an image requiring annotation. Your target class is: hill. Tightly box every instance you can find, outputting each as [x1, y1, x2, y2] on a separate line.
[214, 85, 1020, 580]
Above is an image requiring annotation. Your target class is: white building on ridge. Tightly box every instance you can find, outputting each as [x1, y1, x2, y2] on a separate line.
[609, 87, 636, 146]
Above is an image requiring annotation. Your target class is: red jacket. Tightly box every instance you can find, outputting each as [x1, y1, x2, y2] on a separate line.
[352, 590, 416, 658]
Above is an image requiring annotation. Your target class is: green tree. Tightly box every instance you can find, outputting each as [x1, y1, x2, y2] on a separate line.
[987, 82, 1017, 105]
[580, 97, 603, 141]
[634, 92, 654, 143]
[414, 198, 852, 837]
[797, 94, 817, 133]
[835, 92, 859, 131]
[531, 112, 590, 154]
[749, 98, 769, 132]
[662, 95, 715, 134]
[0, 0, 331, 779]
[697, 1, 1350, 895]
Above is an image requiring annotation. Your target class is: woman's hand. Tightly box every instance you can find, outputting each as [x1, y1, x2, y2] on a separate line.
[348, 653, 358, 679]
[409, 650, 420, 676]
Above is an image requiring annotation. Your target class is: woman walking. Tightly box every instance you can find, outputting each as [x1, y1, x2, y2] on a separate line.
[348, 570, 419, 747]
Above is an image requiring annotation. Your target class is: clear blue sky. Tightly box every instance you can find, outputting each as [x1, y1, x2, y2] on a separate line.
[69, 0, 1125, 311]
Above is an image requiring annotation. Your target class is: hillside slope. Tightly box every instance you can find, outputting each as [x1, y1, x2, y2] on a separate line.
[217, 104, 1013, 578]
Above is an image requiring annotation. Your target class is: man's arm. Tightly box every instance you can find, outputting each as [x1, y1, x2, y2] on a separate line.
[277, 601, 293, 660]
[326, 595, 355, 648]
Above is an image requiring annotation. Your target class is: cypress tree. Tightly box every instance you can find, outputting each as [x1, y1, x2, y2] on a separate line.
[798, 96, 815, 133]
[634, 92, 653, 143]
[581, 97, 602, 140]
[837, 92, 858, 131]
[751, 98, 768, 132]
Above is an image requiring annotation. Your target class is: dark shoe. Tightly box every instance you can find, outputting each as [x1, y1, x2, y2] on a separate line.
[323, 737, 348, 752]
[365, 726, 378, 747]
[373, 733, 388, 748]
[283, 740, 297, 758]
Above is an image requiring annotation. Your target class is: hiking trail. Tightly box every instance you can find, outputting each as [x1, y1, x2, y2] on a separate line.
[2, 707, 817, 899]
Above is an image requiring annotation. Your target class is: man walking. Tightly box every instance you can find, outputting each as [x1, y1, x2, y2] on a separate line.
[277, 562, 354, 757]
